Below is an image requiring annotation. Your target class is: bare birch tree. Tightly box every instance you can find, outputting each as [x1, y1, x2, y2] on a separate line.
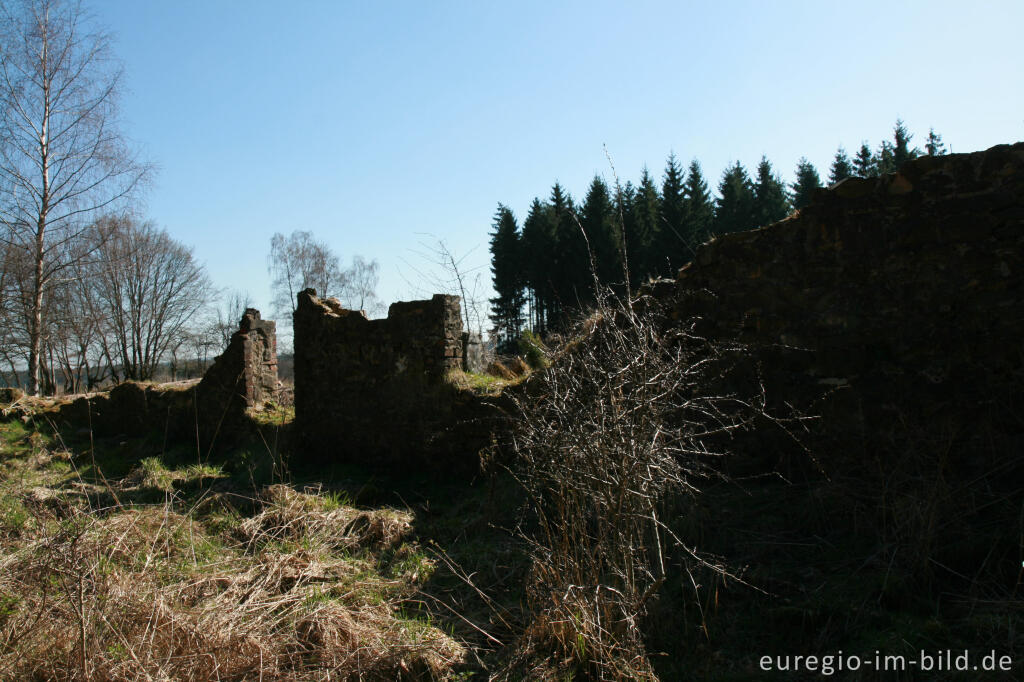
[211, 289, 253, 348]
[0, 237, 27, 385]
[267, 230, 346, 319]
[341, 255, 384, 316]
[0, 0, 150, 394]
[402, 236, 487, 335]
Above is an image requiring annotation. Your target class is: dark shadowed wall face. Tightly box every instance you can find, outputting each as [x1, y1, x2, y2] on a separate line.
[666, 142, 1024, 413]
[292, 290, 483, 468]
[656, 142, 1024, 587]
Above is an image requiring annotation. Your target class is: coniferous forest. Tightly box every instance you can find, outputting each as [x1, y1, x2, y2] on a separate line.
[489, 120, 947, 349]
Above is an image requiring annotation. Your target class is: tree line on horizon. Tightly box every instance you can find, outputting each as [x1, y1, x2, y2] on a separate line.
[489, 120, 948, 349]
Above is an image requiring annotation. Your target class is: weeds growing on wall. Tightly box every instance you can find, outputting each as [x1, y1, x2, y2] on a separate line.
[517, 330, 549, 371]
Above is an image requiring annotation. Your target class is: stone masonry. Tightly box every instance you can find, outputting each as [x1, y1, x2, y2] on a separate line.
[663, 142, 1024, 400]
[462, 331, 484, 374]
[235, 309, 279, 408]
[293, 289, 490, 469]
[194, 308, 280, 427]
[36, 143, 1024, 485]
[650, 142, 1024, 590]
[52, 309, 279, 450]
[654, 142, 1024, 487]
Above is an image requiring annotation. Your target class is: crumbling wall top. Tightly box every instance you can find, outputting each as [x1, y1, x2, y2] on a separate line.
[292, 288, 478, 467]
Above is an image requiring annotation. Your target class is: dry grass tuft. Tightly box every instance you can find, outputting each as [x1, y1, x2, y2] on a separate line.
[238, 484, 413, 554]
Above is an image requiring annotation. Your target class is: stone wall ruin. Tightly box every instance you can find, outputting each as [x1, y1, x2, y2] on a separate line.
[195, 308, 280, 418]
[292, 289, 493, 469]
[26, 142, 1022, 484]
[662, 142, 1023, 405]
[655, 141, 1024, 484]
[51, 308, 280, 450]
[650, 141, 1024, 594]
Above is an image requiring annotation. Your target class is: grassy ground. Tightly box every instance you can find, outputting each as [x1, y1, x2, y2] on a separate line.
[0, 408, 512, 680]
[4, 381, 1020, 681]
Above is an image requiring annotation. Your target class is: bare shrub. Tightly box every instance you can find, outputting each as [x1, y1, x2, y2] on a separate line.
[497, 290, 774, 680]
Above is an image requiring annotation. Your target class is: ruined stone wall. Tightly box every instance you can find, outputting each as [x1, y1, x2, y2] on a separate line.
[665, 143, 1022, 387]
[651, 142, 1024, 591]
[196, 309, 279, 416]
[462, 332, 484, 374]
[191, 308, 279, 442]
[52, 309, 279, 450]
[657, 142, 1024, 478]
[293, 289, 490, 469]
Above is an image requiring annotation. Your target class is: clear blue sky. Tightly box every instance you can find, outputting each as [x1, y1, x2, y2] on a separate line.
[96, 0, 1024, 325]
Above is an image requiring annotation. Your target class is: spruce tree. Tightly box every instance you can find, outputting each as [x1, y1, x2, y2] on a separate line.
[630, 168, 661, 282]
[925, 127, 947, 156]
[829, 146, 854, 184]
[657, 153, 687, 273]
[752, 156, 790, 227]
[521, 198, 555, 333]
[549, 182, 581, 326]
[876, 141, 896, 175]
[580, 175, 621, 294]
[854, 143, 875, 177]
[892, 119, 919, 167]
[682, 160, 714, 248]
[791, 158, 822, 210]
[614, 180, 640, 287]
[488, 204, 525, 350]
[713, 162, 755, 235]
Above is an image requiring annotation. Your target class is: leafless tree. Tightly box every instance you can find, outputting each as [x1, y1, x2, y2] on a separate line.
[341, 255, 384, 317]
[32, 225, 116, 392]
[0, 0, 151, 394]
[0, 237, 27, 385]
[267, 230, 346, 320]
[90, 217, 211, 381]
[166, 324, 220, 379]
[40, 278, 90, 392]
[211, 288, 253, 348]
[402, 235, 487, 335]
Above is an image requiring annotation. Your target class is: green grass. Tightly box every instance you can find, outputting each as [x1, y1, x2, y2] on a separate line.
[249, 403, 294, 426]
[518, 329, 550, 370]
[386, 543, 437, 582]
[0, 420, 43, 459]
[0, 495, 29, 535]
[136, 456, 226, 492]
[446, 368, 522, 396]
